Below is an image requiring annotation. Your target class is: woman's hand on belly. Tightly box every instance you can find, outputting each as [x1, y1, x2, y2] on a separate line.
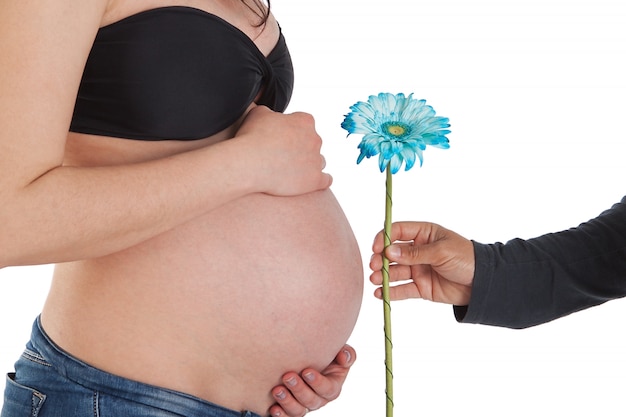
[269, 345, 357, 417]
[235, 106, 333, 196]
[1, 102, 332, 267]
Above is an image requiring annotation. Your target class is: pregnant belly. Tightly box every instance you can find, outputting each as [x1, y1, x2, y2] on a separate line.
[44, 188, 363, 414]
[170, 190, 364, 394]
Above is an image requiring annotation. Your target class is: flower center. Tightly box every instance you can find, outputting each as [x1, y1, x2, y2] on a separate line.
[384, 122, 409, 138]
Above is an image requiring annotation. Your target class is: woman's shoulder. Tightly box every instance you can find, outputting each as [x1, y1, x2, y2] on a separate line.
[0, 0, 110, 180]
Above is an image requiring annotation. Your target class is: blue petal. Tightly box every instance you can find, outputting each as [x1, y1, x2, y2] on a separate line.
[401, 98, 429, 122]
[402, 146, 417, 171]
[415, 148, 425, 167]
[342, 93, 451, 173]
[378, 154, 389, 172]
[342, 112, 375, 135]
[371, 93, 396, 116]
[389, 154, 404, 174]
[379, 140, 393, 159]
[359, 134, 384, 156]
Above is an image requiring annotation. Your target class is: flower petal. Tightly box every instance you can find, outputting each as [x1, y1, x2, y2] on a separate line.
[342, 92, 451, 173]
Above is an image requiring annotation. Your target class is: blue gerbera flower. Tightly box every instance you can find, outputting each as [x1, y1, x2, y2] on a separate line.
[341, 93, 451, 173]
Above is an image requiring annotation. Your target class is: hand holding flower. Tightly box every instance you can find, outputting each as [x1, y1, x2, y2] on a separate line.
[370, 222, 474, 306]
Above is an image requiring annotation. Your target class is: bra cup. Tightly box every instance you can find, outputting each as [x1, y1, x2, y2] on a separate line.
[71, 7, 294, 140]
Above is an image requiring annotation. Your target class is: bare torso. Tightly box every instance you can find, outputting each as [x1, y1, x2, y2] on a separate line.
[40, 2, 363, 415]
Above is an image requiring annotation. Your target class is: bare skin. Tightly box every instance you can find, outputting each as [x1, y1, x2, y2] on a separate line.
[369, 222, 475, 305]
[269, 345, 356, 417]
[269, 221, 477, 416]
[1, 1, 363, 416]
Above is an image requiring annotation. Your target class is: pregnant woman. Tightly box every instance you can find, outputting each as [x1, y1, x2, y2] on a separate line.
[0, 1, 363, 416]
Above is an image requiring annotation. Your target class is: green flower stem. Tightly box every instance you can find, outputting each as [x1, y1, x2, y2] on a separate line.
[382, 164, 394, 417]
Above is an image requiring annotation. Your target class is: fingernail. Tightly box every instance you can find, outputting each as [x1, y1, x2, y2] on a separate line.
[343, 349, 352, 363]
[303, 371, 315, 382]
[285, 377, 297, 387]
[274, 389, 286, 401]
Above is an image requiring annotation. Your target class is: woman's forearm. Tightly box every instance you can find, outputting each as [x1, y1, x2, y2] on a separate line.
[0, 140, 254, 268]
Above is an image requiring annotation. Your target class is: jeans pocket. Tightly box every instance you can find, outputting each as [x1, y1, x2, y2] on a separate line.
[1, 373, 46, 417]
[21, 349, 52, 368]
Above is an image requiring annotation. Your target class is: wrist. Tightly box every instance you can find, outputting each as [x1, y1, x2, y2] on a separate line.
[206, 135, 262, 196]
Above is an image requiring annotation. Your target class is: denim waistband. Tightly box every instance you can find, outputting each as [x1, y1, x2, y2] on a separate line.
[29, 317, 261, 417]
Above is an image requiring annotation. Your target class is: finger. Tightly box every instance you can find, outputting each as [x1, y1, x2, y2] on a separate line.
[385, 238, 450, 267]
[369, 252, 383, 272]
[376, 222, 445, 250]
[371, 261, 427, 285]
[370, 266, 406, 285]
[372, 223, 418, 253]
[274, 373, 324, 414]
[334, 344, 356, 368]
[373, 282, 424, 301]
[370, 242, 413, 271]
[372, 229, 386, 253]
[270, 345, 355, 416]
[369, 270, 382, 285]
[271, 381, 311, 417]
[372, 222, 439, 253]
[390, 222, 440, 244]
[268, 403, 290, 417]
[301, 345, 355, 400]
[320, 172, 333, 189]
[268, 402, 309, 417]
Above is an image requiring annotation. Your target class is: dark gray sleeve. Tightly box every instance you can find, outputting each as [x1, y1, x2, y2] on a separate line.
[454, 196, 626, 329]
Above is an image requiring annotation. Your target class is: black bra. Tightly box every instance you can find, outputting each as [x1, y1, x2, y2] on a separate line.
[69, 6, 294, 140]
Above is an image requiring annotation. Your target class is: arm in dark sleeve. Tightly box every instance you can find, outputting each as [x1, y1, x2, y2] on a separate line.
[454, 196, 626, 329]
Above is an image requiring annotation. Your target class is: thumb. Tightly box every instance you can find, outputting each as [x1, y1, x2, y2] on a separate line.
[385, 242, 437, 266]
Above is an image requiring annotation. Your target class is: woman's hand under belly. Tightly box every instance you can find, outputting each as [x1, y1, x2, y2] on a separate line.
[165, 189, 364, 387]
[44, 188, 363, 415]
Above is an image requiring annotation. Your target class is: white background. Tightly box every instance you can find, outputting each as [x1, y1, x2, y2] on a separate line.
[2, 0, 626, 415]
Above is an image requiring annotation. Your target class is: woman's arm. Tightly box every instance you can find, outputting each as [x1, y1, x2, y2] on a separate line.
[0, 0, 330, 268]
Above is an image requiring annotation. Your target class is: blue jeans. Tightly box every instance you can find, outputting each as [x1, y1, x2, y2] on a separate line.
[1, 317, 262, 417]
